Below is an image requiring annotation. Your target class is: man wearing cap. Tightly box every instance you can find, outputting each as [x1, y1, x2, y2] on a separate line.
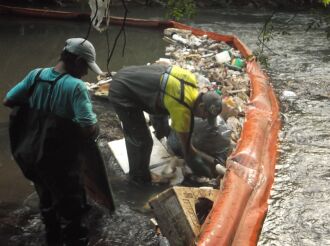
[109, 64, 222, 185]
[3, 38, 103, 245]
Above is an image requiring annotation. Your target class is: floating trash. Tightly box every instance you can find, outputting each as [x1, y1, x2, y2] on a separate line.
[215, 50, 231, 64]
[281, 90, 297, 100]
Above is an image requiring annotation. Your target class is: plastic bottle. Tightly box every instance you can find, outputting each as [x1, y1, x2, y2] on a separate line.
[215, 89, 222, 95]
[231, 58, 245, 69]
[215, 164, 226, 176]
[171, 33, 188, 45]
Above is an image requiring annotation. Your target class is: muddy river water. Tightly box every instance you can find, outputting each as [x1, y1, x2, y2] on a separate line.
[0, 5, 329, 246]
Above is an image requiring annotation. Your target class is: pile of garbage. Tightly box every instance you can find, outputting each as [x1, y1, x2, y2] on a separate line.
[157, 28, 250, 145]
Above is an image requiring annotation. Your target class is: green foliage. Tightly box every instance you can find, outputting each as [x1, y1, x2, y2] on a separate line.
[166, 0, 196, 21]
[322, 0, 330, 6]
[253, 13, 279, 68]
[253, 50, 270, 68]
[254, 5, 330, 68]
[322, 1, 330, 38]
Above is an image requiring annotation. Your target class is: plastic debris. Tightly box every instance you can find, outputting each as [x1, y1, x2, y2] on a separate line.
[85, 76, 112, 97]
[281, 90, 297, 99]
[215, 50, 232, 64]
[88, 0, 111, 32]
[171, 33, 188, 45]
[215, 164, 227, 176]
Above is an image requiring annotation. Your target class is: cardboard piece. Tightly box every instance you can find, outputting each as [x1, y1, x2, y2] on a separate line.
[149, 186, 219, 246]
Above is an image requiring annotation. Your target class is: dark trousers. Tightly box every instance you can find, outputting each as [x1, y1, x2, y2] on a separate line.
[9, 105, 89, 245]
[31, 156, 89, 245]
[113, 105, 153, 183]
[149, 115, 171, 140]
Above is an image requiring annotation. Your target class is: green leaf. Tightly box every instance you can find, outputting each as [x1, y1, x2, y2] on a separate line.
[165, 0, 196, 21]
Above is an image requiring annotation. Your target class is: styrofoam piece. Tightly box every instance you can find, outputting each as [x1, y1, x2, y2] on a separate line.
[215, 50, 231, 64]
[281, 90, 297, 98]
[97, 78, 112, 85]
[172, 34, 188, 45]
[108, 128, 172, 174]
[155, 58, 172, 66]
[143, 112, 150, 124]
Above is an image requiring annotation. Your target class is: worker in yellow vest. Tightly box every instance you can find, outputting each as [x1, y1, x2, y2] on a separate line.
[109, 65, 222, 185]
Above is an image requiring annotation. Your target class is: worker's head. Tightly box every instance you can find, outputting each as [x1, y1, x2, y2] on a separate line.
[193, 91, 222, 125]
[60, 38, 103, 78]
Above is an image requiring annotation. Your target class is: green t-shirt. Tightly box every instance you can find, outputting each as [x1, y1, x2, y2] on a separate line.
[5, 67, 97, 127]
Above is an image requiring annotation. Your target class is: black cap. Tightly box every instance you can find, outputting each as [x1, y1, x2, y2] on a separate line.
[202, 91, 222, 126]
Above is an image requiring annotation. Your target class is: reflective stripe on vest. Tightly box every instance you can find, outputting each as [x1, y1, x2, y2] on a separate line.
[159, 66, 197, 110]
[159, 66, 197, 152]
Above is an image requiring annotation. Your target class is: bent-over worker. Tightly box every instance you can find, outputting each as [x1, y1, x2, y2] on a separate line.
[3, 38, 103, 245]
[109, 65, 222, 185]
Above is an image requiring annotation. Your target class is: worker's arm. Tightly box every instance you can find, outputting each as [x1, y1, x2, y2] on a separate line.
[4, 70, 38, 108]
[80, 123, 99, 141]
[176, 131, 213, 177]
[176, 131, 194, 159]
[176, 131, 216, 164]
[73, 82, 99, 142]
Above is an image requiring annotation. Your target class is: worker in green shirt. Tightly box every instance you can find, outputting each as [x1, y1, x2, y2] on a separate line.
[3, 38, 103, 245]
[109, 65, 222, 185]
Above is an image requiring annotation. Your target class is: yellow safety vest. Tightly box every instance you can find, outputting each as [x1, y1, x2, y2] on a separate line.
[160, 66, 199, 133]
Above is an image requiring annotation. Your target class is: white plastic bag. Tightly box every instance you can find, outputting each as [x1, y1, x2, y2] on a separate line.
[88, 0, 111, 32]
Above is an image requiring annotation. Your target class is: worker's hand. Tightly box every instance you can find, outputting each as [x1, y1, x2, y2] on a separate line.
[97, 72, 113, 81]
[80, 123, 100, 144]
[101, 71, 111, 77]
[186, 153, 213, 178]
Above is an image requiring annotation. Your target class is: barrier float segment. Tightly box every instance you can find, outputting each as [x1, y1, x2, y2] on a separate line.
[0, 6, 281, 245]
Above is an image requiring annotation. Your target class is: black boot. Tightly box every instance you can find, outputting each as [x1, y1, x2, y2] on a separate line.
[62, 219, 88, 246]
[45, 224, 62, 246]
[41, 209, 62, 245]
